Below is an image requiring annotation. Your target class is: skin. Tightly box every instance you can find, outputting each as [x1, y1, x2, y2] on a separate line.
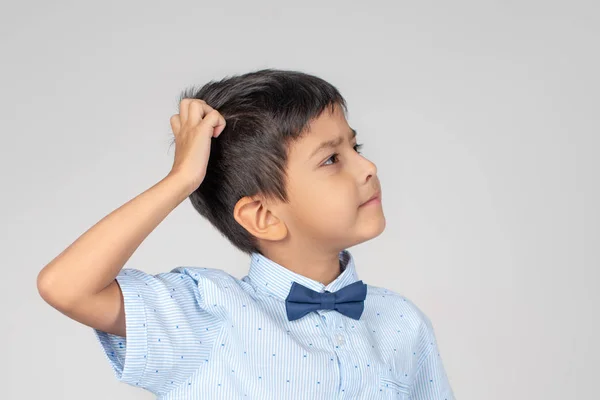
[37, 98, 382, 338]
[234, 103, 385, 285]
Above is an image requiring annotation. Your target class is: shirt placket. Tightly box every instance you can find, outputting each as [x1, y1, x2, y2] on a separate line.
[318, 310, 361, 399]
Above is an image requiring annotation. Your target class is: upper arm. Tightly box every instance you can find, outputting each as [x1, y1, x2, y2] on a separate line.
[410, 316, 455, 400]
[92, 268, 223, 395]
[55, 280, 126, 337]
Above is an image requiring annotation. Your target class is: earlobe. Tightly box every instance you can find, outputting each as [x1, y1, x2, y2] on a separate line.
[233, 196, 288, 241]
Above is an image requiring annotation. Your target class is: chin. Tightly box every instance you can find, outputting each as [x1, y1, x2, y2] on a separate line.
[350, 214, 387, 246]
[366, 214, 387, 239]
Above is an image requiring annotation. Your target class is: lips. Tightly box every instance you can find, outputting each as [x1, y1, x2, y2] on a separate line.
[361, 190, 381, 206]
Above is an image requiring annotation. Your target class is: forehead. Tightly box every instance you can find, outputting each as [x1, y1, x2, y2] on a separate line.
[306, 102, 348, 134]
[287, 104, 351, 158]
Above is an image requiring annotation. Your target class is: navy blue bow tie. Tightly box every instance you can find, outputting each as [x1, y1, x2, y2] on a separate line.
[285, 280, 368, 321]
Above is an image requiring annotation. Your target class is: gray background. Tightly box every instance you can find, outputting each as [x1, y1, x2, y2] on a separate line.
[1, 0, 598, 399]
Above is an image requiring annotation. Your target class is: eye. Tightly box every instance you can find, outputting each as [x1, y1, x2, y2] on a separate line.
[322, 143, 363, 166]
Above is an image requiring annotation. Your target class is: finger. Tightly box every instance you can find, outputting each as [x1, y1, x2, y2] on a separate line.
[187, 100, 212, 127]
[179, 98, 191, 125]
[170, 114, 181, 135]
[199, 109, 227, 138]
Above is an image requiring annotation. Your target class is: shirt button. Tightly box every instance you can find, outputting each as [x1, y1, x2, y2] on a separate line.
[335, 333, 345, 345]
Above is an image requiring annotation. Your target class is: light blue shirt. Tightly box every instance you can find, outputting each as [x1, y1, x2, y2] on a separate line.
[94, 249, 455, 399]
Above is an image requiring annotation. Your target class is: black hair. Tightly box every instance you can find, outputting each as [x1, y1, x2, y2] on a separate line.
[171, 69, 348, 255]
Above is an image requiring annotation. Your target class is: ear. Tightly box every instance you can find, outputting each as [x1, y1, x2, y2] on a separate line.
[233, 195, 288, 241]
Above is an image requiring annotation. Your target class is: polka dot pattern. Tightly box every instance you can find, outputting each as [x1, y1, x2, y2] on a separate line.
[93, 249, 454, 399]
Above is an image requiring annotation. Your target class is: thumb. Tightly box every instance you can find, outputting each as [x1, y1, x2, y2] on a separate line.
[201, 109, 227, 138]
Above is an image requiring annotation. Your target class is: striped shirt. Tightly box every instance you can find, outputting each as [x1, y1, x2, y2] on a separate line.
[93, 249, 455, 399]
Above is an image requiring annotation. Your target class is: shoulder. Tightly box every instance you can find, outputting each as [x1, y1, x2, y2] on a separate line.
[365, 283, 433, 329]
[168, 265, 247, 295]
[170, 265, 238, 283]
[115, 265, 246, 319]
[116, 265, 244, 301]
[119, 264, 239, 284]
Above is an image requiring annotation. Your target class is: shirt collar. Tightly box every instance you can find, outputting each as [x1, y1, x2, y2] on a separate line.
[246, 249, 360, 301]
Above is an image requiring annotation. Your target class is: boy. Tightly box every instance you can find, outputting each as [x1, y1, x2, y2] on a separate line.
[37, 69, 455, 399]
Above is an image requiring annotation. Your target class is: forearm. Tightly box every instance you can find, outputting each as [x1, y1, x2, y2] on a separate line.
[37, 172, 194, 307]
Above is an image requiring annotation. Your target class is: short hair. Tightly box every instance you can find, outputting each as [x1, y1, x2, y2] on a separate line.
[171, 69, 348, 255]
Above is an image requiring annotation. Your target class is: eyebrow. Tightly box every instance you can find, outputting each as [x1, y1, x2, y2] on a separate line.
[309, 128, 357, 160]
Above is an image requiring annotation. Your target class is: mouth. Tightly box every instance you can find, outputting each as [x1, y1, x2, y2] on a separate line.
[360, 190, 381, 207]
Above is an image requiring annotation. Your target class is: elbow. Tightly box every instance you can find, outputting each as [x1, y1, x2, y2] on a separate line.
[37, 268, 72, 309]
[37, 268, 56, 304]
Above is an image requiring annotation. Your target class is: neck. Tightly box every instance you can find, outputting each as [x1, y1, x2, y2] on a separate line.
[259, 244, 343, 286]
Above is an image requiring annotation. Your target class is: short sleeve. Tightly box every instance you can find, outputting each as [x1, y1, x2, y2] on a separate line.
[410, 315, 455, 400]
[93, 268, 223, 395]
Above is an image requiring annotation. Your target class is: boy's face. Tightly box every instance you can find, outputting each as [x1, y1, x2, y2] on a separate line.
[270, 103, 385, 252]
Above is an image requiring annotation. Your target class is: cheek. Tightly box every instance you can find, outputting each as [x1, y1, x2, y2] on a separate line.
[299, 180, 357, 216]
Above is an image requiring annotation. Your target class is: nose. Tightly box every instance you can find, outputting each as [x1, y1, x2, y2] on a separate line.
[360, 155, 377, 183]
